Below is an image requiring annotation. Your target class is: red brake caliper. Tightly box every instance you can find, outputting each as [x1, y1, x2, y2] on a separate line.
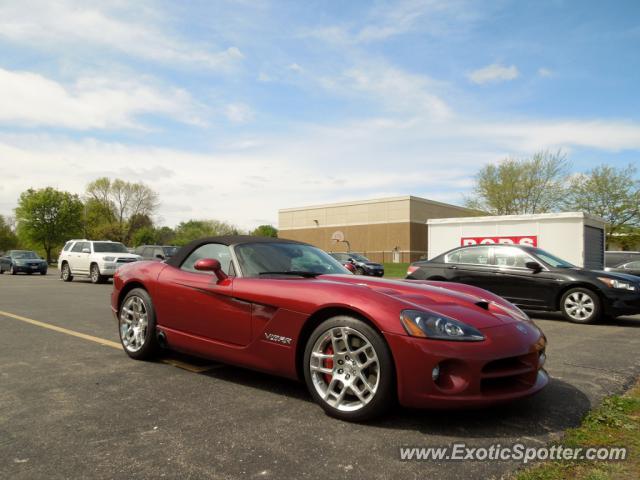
[323, 345, 334, 384]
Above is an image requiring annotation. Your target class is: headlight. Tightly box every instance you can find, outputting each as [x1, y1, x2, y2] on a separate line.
[400, 309, 485, 341]
[103, 256, 116, 262]
[597, 277, 637, 291]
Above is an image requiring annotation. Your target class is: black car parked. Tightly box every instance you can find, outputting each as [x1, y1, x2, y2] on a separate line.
[329, 252, 384, 277]
[134, 245, 179, 261]
[0, 250, 48, 275]
[606, 260, 640, 278]
[605, 251, 640, 268]
[407, 244, 640, 324]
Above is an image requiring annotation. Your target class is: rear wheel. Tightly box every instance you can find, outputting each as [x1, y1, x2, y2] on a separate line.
[10, 264, 16, 275]
[118, 288, 159, 360]
[303, 316, 394, 421]
[61, 262, 73, 282]
[561, 288, 601, 324]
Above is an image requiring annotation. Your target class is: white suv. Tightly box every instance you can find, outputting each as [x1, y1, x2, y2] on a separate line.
[58, 239, 141, 284]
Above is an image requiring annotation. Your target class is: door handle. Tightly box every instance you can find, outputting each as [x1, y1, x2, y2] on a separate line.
[447, 265, 458, 270]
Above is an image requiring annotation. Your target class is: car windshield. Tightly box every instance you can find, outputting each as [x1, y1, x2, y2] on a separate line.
[12, 251, 39, 259]
[349, 253, 370, 262]
[93, 242, 129, 253]
[533, 248, 575, 268]
[163, 246, 178, 257]
[235, 242, 350, 277]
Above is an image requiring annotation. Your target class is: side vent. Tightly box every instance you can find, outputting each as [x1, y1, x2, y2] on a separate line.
[475, 301, 490, 310]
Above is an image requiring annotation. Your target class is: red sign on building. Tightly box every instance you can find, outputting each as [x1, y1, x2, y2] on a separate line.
[461, 236, 538, 247]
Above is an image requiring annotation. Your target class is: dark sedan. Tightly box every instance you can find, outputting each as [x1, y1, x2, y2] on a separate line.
[0, 250, 48, 275]
[134, 245, 179, 261]
[606, 260, 640, 278]
[407, 244, 640, 324]
[329, 252, 384, 277]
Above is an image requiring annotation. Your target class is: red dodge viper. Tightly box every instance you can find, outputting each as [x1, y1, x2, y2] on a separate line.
[111, 236, 548, 421]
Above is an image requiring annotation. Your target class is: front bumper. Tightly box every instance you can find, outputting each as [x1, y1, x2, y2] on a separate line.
[385, 321, 548, 409]
[364, 268, 385, 277]
[12, 263, 47, 273]
[602, 288, 640, 317]
[98, 261, 134, 277]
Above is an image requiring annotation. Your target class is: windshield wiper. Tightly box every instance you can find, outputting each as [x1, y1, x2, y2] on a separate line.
[258, 271, 321, 278]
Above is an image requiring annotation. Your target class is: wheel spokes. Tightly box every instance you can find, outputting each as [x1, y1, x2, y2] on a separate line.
[310, 326, 380, 412]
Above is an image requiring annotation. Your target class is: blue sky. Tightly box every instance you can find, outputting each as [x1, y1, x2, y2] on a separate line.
[0, 0, 638, 229]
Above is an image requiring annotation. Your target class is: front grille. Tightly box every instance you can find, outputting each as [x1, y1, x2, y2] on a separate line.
[116, 258, 136, 263]
[480, 352, 540, 395]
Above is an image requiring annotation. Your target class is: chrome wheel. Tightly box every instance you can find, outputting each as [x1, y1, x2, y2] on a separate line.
[91, 265, 100, 283]
[62, 264, 70, 280]
[309, 326, 380, 412]
[564, 291, 595, 321]
[119, 295, 148, 352]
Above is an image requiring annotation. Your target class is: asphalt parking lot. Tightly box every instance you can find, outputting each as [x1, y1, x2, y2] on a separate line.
[1, 273, 639, 480]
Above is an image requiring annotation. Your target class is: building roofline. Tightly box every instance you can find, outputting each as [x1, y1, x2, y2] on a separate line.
[427, 211, 607, 225]
[278, 195, 478, 213]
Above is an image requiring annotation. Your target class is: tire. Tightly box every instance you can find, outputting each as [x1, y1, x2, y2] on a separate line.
[303, 316, 395, 422]
[41, 270, 47, 275]
[61, 262, 73, 282]
[118, 288, 159, 360]
[355, 267, 365, 276]
[561, 287, 601, 324]
[90, 264, 106, 284]
[10, 264, 16, 275]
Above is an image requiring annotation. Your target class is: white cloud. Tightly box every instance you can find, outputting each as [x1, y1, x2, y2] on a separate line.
[468, 63, 520, 84]
[538, 67, 553, 77]
[0, 68, 204, 130]
[0, 0, 243, 70]
[1, 113, 640, 229]
[288, 63, 304, 73]
[224, 103, 255, 124]
[318, 61, 452, 120]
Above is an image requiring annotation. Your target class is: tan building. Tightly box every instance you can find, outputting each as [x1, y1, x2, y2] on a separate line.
[278, 196, 480, 263]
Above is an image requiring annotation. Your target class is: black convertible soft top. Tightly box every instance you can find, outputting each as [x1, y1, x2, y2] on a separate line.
[165, 235, 307, 268]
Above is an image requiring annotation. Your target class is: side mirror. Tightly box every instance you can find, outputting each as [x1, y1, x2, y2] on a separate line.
[194, 258, 228, 282]
[82, 248, 91, 254]
[525, 261, 542, 272]
[155, 254, 165, 260]
[344, 263, 356, 273]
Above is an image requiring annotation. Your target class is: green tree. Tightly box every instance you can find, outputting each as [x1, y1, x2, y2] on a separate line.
[131, 226, 157, 247]
[155, 226, 176, 245]
[251, 224, 278, 237]
[564, 164, 640, 248]
[0, 214, 18, 252]
[465, 150, 569, 214]
[85, 177, 158, 243]
[173, 220, 241, 246]
[15, 188, 84, 263]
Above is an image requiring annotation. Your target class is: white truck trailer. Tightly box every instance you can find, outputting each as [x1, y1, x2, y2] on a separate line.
[427, 212, 606, 270]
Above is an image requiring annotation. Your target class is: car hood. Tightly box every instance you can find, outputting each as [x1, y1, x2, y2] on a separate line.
[319, 275, 525, 329]
[101, 253, 139, 259]
[362, 262, 383, 267]
[14, 258, 46, 263]
[562, 267, 640, 283]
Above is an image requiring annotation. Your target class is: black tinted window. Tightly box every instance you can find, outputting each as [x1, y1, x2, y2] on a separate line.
[494, 247, 532, 268]
[447, 247, 491, 265]
[71, 242, 85, 253]
[181, 243, 233, 274]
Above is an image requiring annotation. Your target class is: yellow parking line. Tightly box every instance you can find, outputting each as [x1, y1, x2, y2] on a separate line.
[0, 309, 121, 349]
[0, 309, 222, 373]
